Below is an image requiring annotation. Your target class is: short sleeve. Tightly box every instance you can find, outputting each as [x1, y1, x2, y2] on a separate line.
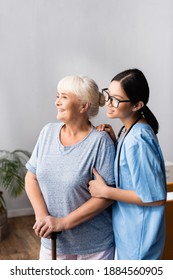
[94, 132, 116, 186]
[25, 125, 47, 174]
[125, 130, 166, 202]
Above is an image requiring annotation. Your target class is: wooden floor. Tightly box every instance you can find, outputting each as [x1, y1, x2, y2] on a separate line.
[0, 215, 40, 260]
[1, 214, 172, 260]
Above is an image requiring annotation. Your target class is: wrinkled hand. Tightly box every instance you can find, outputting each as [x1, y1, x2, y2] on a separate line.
[33, 215, 64, 238]
[88, 168, 108, 198]
[96, 124, 116, 143]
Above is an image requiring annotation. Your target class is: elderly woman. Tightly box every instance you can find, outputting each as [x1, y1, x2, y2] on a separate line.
[25, 75, 115, 260]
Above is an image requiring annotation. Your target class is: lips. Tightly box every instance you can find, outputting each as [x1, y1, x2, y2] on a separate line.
[107, 109, 115, 114]
[58, 109, 65, 112]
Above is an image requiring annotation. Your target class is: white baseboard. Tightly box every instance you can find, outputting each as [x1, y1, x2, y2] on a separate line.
[7, 208, 34, 218]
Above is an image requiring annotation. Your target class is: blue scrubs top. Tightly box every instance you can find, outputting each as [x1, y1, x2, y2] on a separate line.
[112, 123, 166, 260]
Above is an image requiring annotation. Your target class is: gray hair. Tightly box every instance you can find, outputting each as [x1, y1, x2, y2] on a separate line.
[57, 75, 105, 117]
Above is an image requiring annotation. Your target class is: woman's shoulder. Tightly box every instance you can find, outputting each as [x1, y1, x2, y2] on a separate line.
[39, 122, 63, 135]
[132, 122, 156, 137]
[126, 122, 158, 148]
[42, 121, 62, 130]
[91, 126, 115, 145]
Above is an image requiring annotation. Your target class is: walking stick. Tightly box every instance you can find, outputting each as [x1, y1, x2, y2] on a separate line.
[51, 232, 62, 260]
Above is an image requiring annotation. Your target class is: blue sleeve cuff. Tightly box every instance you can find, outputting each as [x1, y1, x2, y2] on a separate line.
[25, 162, 36, 175]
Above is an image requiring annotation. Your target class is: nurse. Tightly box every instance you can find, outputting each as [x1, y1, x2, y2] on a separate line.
[89, 68, 167, 260]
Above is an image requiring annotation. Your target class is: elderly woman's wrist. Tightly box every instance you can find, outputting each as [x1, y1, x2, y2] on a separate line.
[35, 213, 49, 222]
[59, 216, 70, 231]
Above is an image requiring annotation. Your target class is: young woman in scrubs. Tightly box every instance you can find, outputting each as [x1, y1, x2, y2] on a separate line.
[89, 68, 167, 260]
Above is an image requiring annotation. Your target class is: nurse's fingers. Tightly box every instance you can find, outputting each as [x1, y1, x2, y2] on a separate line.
[92, 168, 101, 179]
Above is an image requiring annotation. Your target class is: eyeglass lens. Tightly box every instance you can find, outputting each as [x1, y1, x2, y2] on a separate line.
[102, 90, 119, 107]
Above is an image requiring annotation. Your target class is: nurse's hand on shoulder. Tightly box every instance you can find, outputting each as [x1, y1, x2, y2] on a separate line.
[88, 168, 108, 198]
[96, 124, 117, 143]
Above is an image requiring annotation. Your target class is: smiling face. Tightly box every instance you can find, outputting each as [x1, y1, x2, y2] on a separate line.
[106, 80, 134, 120]
[55, 91, 85, 124]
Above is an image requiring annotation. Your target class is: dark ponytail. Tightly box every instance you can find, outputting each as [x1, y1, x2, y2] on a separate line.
[111, 69, 159, 134]
[141, 105, 159, 134]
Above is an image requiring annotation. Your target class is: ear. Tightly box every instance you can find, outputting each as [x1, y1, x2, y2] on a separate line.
[79, 102, 90, 113]
[132, 101, 144, 112]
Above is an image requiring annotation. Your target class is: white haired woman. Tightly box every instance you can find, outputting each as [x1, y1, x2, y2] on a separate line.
[25, 75, 115, 260]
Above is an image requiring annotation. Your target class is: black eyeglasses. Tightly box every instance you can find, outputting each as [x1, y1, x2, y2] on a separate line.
[102, 88, 131, 108]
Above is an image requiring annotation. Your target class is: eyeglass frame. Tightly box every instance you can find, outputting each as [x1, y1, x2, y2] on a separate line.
[102, 88, 131, 108]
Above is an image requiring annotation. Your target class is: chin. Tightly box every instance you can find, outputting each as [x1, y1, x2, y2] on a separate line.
[56, 114, 63, 121]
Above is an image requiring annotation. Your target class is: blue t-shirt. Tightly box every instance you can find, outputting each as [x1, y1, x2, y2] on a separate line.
[112, 123, 166, 260]
[26, 122, 115, 254]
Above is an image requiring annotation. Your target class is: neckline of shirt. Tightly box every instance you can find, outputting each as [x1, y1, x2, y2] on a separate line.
[57, 123, 95, 152]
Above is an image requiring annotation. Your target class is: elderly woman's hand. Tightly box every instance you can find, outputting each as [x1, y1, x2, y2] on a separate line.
[88, 168, 108, 199]
[33, 215, 66, 238]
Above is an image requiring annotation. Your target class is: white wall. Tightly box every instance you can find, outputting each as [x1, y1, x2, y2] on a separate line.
[0, 0, 173, 216]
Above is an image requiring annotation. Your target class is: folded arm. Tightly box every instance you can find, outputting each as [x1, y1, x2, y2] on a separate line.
[25, 170, 113, 238]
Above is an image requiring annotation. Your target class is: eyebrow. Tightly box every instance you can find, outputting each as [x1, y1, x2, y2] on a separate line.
[57, 92, 69, 96]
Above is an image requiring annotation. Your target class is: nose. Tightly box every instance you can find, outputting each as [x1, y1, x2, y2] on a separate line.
[55, 96, 60, 107]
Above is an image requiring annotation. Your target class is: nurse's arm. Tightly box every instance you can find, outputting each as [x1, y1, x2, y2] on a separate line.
[99, 187, 166, 206]
[88, 169, 166, 207]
